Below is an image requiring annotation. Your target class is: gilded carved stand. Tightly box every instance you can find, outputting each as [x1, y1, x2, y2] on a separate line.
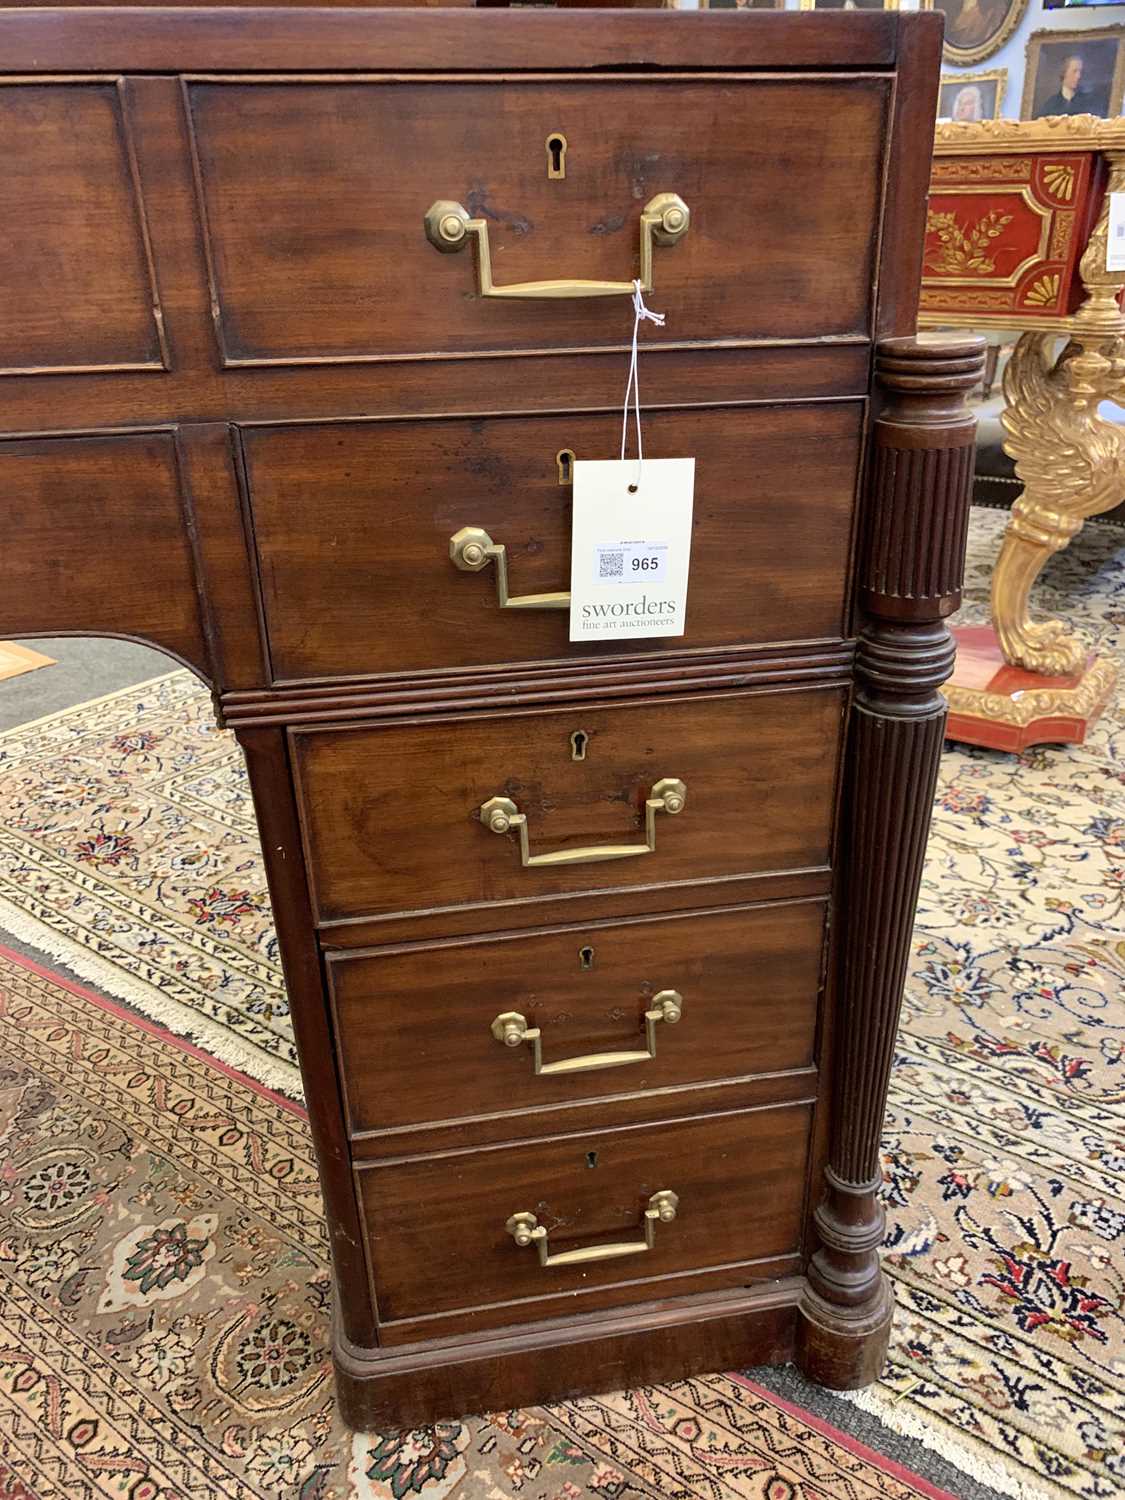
[920, 117, 1124, 751]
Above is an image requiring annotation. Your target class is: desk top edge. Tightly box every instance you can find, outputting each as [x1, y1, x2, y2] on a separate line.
[0, 8, 931, 74]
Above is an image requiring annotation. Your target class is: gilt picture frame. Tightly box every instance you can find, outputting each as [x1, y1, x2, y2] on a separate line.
[1021, 26, 1125, 121]
[798, 1, 898, 11]
[939, 69, 1008, 121]
[931, 0, 1029, 68]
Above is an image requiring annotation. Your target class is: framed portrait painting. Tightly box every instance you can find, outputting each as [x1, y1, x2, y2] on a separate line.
[1022, 27, 1125, 119]
[932, 0, 1029, 67]
[938, 69, 1007, 120]
[798, 1, 897, 10]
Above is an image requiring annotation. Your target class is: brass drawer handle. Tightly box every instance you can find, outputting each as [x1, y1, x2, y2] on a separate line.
[424, 193, 690, 300]
[491, 991, 683, 1076]
[479, 778, 686, 868]
[506, 1190, 679, 1268]
[450, 526, 570, 612]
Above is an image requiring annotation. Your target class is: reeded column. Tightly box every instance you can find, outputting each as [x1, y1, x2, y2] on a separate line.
[796, 333, 985, 1388]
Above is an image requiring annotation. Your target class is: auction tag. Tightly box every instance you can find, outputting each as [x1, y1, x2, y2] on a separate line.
[1108, 193, 1125, 272]
[569, 458, 694, 641]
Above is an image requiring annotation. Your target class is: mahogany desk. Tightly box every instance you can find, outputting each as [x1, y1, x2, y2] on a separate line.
[0, 6, 981, 1426]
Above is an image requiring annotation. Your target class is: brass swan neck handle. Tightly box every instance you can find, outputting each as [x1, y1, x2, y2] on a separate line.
[491, 991, 683, 1077]
[506, 1191, 680, 1268]
[424, 193, 690, 300]
[479, 778, 687, 867]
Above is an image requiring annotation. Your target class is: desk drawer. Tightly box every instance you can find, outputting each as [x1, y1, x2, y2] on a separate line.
[359, 1102, 811, 1334]
[242, 402, 861, 682]
[329, 900, 824, 1136]
[292, 687, 844, 927]
[186, 76, 887, 364]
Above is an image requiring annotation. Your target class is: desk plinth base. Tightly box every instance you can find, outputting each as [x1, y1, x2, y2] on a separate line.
[943, 625, 1117, 752]
[330, 1276, 881, 1430]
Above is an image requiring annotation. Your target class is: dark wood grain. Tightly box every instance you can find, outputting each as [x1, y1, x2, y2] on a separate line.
[358, 1101, 812, 1331]
[292, 687, 845, 926]
[329, 898, 825, 1136]
[0, 344, 870, 444]
[335, 1280, 800, 1430]
[187, 76, 886, 364]
[236, 727, 378, 1348]
[874, 13, 945, 341]
[0, 431, 210, 678]
[796, 334, 985, 1390]
[221, 641, 854, 729]
[0, 80, 165, 374]
[323, 866, 831, 952]
[0, 9, 901, 74]
[242, 403, 862, 681]
[175, 423, 267, 691]
[0, 5, 949, 1429]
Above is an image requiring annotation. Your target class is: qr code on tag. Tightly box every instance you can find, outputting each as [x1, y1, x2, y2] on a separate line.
[598, 550, 624, 580]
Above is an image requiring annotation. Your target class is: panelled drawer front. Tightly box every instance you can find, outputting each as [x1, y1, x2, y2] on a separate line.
[242, 402, 861, 682]
[329, 901, 824, 1136]
[359, 1104, 811, 1329]
[292, 688, 844, 927]
[186, 77, 887, 365]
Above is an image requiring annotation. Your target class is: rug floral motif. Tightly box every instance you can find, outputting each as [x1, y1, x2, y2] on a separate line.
[0, 508, 1122, 1499]
[0, 947, 952, 1499]
[846, 508, 1125, 1500]
[0, 675, 294, 1090]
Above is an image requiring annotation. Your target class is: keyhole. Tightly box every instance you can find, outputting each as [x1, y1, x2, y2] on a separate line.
[570, 729, 588, 761]
[546, 133, 568, 181]
[556, 448, 575, 486]
[586, 1151, 598, 1169]
[579, 945, 595, 970]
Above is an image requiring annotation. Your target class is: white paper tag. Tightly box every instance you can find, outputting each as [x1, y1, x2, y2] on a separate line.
[1107, 193, 1125, 272]
[569, 458, 694, 641]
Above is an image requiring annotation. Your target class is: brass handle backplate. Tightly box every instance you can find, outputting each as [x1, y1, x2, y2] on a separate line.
[491, 990, 683, 1076]
[424, 193, 690, 300]
[479, 778, 686, 867]
[506, 1190, 679, 1268]
[451, 526, 570, 611]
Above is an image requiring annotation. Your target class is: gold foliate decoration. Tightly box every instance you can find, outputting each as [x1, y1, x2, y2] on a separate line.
[925, 207, 1014, 275]
[934, 114, 1125, 154]
[1049, 213, 1075, 261]
[992, 152, 1125, 675]
[1022, 273, 1061, 306]
[942, 658, 1117, 726]
[1041, 163, 1075, 201]
[932, 156, 1032, 183]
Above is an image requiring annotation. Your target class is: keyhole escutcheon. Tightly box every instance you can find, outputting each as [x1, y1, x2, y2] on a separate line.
[579, 945, 595, 970]
[570, 729, 589, 761]
[546, 133, 568, 180]
[556, 448, 575, 486]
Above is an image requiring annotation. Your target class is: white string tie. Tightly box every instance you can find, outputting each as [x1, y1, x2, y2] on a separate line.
[620, 279, 665, 491]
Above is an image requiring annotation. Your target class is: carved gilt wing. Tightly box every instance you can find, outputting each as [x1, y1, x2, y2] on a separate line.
[1000, 336, 1094, 504]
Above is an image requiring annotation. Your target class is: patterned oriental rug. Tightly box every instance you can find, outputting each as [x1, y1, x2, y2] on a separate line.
[0, 944, 958, 1500]
[0, 508, 1122, 1498]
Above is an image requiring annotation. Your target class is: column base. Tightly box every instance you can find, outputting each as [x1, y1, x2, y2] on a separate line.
[943, 624, 1116, 751]
[794, 1273, 894, 1391]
